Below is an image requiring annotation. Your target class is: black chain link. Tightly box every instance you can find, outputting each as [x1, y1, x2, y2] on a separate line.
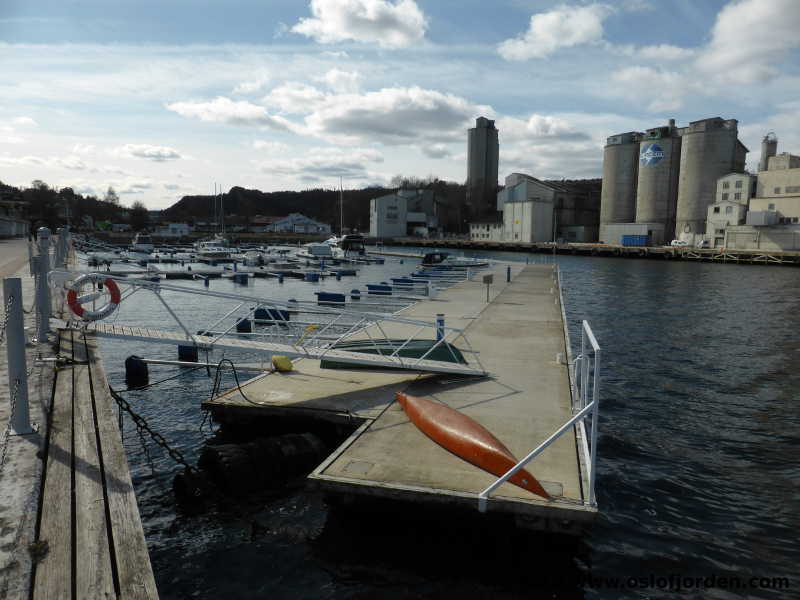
[108, 386, 195, 473]
[0, 378, 22, 476]
[0, 294, 14, 346]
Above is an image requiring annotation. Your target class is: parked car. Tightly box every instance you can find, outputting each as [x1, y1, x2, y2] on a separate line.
[696, 240, 710, 248]
[670, 239, 689, 247]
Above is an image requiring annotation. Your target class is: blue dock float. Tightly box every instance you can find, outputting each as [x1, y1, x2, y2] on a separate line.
[366, 283, 392, 295]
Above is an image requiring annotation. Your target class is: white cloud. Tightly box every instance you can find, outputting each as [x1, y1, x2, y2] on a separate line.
[636, 44, 694, 61]
[163, 183, 180, 190]
[422, 143, 451, 159]
[262, 82, 327, 114]
[252, 140, 290, 153]
[233, 71, 271, 94]
[12, 116, 37, 127]
[0, 135, 25, 144]
[166, 97, 296, 130]
[71, 143, 95, 155]
[304, 86, 489, 145]
[292, 0, 428, 48]
[114, 143, 183, 161]
[258, 146, 384, 182]
[499, 113, 591, 142]
[498, 4, 613, 60]
[319, 68, 361, 93]
[695, 0, 800, 84]
[610, 66, 690, 112]
[0, 154, 86, 170]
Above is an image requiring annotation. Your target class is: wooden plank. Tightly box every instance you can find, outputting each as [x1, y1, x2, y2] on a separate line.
[84, 335, 159, 600]
[33, 331, 75, 600]
[72, 337, 116, 599]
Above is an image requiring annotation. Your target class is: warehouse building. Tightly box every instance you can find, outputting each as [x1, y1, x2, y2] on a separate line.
[469, 173, 600, 243]
[711, 135, 800, 251]
[369, 189, 441, 239]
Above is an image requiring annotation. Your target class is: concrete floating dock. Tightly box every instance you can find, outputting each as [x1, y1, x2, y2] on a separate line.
[205, 262, 596, 532]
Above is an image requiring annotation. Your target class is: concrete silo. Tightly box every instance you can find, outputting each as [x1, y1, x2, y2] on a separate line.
[634, 120, 682, 245]
[675, 117, 748, 240]
[758, 132, 777, 172]
[600, 131, 641, 239]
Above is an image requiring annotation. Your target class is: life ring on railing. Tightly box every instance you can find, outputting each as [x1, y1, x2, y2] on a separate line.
[67, 274, 121, 320]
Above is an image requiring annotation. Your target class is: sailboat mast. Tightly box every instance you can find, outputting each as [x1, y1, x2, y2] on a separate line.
[339, 176, 343, 235]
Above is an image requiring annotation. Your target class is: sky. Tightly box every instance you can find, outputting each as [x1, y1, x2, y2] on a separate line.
[1, 0, 799, 209]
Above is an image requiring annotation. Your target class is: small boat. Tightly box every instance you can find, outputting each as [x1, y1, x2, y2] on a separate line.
[420, 252, 489, 268]
[297, 242, 335, 261]
[194, 235, 233, 261]
[130, 233, 154, 253]
[395, 392, 550, 500]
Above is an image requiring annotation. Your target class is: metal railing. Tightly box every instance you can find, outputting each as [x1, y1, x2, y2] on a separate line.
[477, 319, 600, 512]
[59, 273, 487, 375]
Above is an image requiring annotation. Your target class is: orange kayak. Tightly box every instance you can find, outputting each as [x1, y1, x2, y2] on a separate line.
[396, 392, 550, 500]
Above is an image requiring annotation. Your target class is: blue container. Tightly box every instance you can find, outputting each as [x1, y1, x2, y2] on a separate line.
[621, 234, 650, 247]
[304, 272, 320, 282]
[366, 284, 392, 295]
[315, 292, 345, 305]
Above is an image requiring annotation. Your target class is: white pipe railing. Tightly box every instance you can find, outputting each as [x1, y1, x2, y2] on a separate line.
[477, 319, 600, 512]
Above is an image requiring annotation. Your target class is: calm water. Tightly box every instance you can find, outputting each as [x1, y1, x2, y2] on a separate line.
[94, 250, 800, 599]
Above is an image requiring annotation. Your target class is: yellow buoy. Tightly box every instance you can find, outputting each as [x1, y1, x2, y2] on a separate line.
[271, 355, 293, 372]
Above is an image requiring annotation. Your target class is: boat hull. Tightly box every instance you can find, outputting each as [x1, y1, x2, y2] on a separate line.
[396, 392, 550, 499]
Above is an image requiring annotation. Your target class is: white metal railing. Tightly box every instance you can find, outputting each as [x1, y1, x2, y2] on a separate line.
[477, 319, 600, 512]
[56, 273, 487, 375]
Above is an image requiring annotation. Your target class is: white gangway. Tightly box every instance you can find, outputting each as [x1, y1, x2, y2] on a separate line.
[56, 272, 487, 377]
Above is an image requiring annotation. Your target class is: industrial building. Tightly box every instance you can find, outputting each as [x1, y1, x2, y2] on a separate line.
[707, 134, 800, 251]
[466, 116, 499, 218]
[599, 116, 748, 245]
[369, 189, 441, 239]
[469, 173, 600, 243]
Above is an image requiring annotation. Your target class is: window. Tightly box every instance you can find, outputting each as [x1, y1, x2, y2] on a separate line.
[716, 229, 725, 235]
[769, 203, 775, 210]
[725, 206, 733, 215]
[794, 217, 799, 223]
[713, 206, 720, 213]
[722, 193, 729, 200]
[787, 186, 800, 193]
[734, 192, 741, 200]
[722, 181, 730, 189]
[735, 180, 742, 188]
[774, 187, 781, 194]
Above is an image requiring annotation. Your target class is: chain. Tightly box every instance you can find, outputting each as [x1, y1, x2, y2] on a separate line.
[0, 294, 14, 346]
[0, 378, 22, 477]
[108, 386, 195, 473]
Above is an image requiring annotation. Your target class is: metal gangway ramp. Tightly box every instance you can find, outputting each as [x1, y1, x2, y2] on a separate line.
[58, 274, 487, 377]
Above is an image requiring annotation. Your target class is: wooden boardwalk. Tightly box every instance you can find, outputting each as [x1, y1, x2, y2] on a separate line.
[32, 329, 157, 599]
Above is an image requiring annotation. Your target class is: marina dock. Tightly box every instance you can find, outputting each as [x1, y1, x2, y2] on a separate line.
[204, 262, 597, 532]
[1, 234, 158, 599]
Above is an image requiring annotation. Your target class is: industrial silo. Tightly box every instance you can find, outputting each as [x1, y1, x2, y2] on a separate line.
[635, 120, 682, 245]
[600, 131, 641, 238]
[675, 118, 748, 239]
[758, 132, 777, 172]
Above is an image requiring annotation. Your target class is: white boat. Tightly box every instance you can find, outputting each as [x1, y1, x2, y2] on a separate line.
[297, 242, 335, 261]
[420, 252, 489, 268]
[194, 235, 233, 260]
[130, 233, 154, 253]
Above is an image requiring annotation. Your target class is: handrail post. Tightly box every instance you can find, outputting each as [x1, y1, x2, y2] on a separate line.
[589, 345, 601, 506]
[36, 227, 51, 340]
[4, 278, 33, 434]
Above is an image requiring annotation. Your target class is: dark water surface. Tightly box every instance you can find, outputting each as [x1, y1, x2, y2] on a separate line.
[96, 251, 800, 599]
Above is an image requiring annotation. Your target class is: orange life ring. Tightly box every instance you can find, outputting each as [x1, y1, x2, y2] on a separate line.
[67, 274, 121, 320]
